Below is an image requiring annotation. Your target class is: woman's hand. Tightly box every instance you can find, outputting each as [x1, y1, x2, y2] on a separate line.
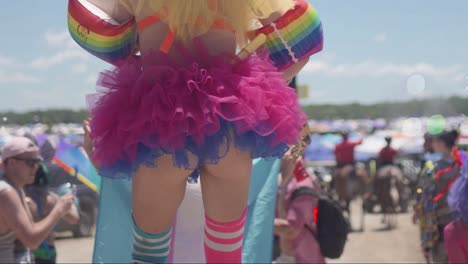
[83, 120, 100, 170]
[274, 218, 300, 239]
[83, 120, 93, 158]
[274, 218, 291, 234]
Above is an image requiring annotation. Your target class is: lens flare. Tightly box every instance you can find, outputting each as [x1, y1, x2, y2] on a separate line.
[427, 115, 446, 135]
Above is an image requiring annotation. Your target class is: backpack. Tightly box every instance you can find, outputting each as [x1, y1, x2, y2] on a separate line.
[290, 186, 349, 259]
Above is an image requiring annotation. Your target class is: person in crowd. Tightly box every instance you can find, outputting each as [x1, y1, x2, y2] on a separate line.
[378, 136, 398, 166]
[22, 133, 80, 264]
[444, 151, 468, 263]
[273, 154, 325, 264]
[334, 132, 363, 169]
[333, 132, 367, 212]
[414, 130, 461, 263]
[0, 137, 74, 263]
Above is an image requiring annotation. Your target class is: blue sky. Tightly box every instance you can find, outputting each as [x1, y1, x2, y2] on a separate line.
[0, 1, 467, 112]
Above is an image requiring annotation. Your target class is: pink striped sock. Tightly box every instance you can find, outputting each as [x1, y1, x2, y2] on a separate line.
[204, 209, 247, 264]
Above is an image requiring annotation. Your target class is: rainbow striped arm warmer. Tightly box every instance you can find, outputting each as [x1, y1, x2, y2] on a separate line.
[67, 0, 137, 65]
[252, 0, 324, 70]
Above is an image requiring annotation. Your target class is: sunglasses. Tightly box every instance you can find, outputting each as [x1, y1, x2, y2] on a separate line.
[12, 157, 42, 168]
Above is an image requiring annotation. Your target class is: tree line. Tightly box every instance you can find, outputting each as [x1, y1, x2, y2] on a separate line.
[302, 96, 468, 120]
[1, 96, 467, 125]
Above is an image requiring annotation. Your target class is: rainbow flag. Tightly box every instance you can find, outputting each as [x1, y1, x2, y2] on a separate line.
[51, 137, 101, 192]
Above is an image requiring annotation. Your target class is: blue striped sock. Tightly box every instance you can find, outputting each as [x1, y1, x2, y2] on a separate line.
[132, 220, 172, 264]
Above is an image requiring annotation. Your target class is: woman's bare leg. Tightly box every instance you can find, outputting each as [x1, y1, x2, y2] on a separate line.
[132, 154, 196, 263]
[200, 144, 252, 263]
[200, 146, 252, 221]
[132, 154, 194, 232]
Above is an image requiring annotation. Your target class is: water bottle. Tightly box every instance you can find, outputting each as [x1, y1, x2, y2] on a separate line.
[55, 183, 79, 207]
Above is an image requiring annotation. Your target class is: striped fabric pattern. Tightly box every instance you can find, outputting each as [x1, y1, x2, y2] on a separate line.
[67, 0, 137, 65]
[204, 209, 247, 263]
[253, 0, 324, 70]
[132, 223, 172, 264]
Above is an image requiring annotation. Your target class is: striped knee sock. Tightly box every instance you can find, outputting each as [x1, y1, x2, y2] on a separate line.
[204, 209, 247, 263]
[132, 220, 172, 264]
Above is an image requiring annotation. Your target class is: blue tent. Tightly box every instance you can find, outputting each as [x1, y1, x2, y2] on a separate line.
[304, 132, 364, 162]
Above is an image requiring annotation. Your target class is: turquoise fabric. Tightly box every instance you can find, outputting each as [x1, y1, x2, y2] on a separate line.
[93, 158, 280, 263]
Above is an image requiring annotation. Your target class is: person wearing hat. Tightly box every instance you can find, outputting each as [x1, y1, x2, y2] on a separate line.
[0, 137, 74, 263]
[21, 133, 80, 264]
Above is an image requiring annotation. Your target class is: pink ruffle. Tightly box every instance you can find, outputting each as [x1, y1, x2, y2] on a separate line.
[89, 46, 307, 171]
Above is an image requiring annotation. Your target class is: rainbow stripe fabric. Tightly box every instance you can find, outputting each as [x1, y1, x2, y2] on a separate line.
[67, 0, 137, 65]
[253, 0, 324, 70]
[53, 157, 99, 192]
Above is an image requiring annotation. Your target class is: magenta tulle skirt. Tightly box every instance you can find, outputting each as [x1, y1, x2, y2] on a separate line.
[88, 45, 307, 179]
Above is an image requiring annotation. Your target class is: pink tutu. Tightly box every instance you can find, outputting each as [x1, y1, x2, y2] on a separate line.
[89, 44, 307, 179]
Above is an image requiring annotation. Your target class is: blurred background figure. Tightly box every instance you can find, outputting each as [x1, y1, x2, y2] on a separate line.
[444, 152, 468, 264]
[374, 136, 403, 229]
[413, 130, 461, 263]
[24, 162, 80, 264]
[333, 132, 369, 231]
[378, 137, 398, 167]
[20, 133, 80, 264]
[273, 154, 325, 264]
[0, 137, 74, 263]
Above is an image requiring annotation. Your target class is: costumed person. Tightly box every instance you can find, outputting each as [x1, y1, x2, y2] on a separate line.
[414, 130, 462, 263]
[412, 133, 441, 202]
[444, 151, 468, 264]
[273, 154, 325, 264]
[422, 133, 442, 166]
[67, 0, 323, 263]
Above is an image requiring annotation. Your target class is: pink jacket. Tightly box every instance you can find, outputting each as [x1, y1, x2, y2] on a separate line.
[444, 221, 468, 263]
[277, 175, 325, 264]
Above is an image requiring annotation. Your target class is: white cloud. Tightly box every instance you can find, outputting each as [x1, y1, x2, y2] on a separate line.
[45, 30, 76, 48]
[454, 73, 465, 82]
[72, 63, 88, 74]
[302, 60, 465, 82]
[30, 49, 89, 69]
[46, 31, 69, 46]
[28, 29, 91, 70]
[373, 33, 387, 43]
[0, 55, 19, 67]
[1, 30, 84, 72]
[303, 61, 329, 73]
[0, 71, 40, 84]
